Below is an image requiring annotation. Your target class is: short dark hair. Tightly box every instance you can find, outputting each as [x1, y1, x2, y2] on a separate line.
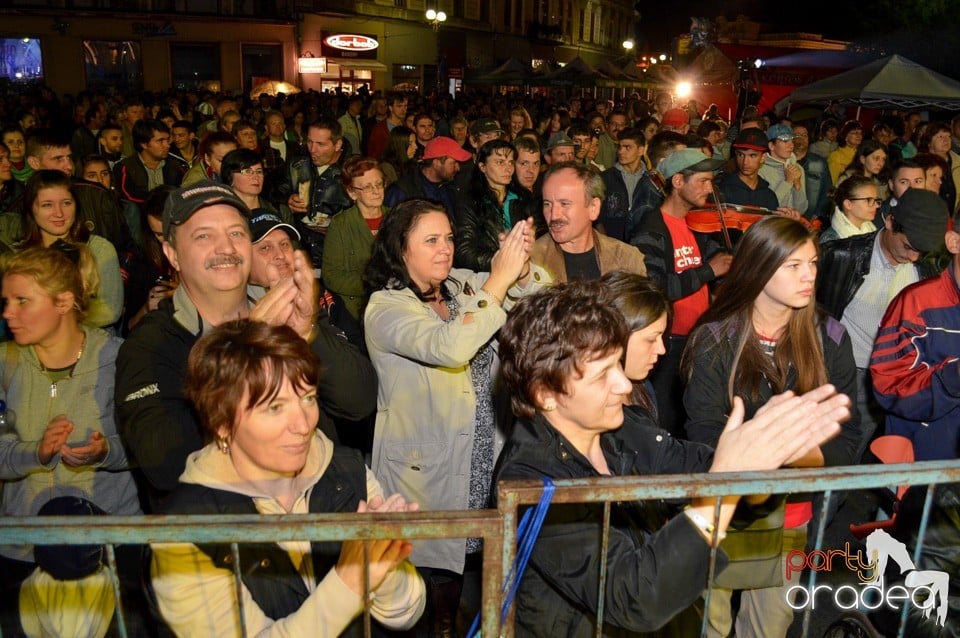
[186, 320, 322, 443]
[26, 128, 70, 160]
[618, 127, 647, 146]
[133, 119, 170, 153]
[308, 116, 342, 142]
[513, 136, 540, 155]
[220, 148, 263, 184]
[171, 119, 195, 134]
[499, 280, 629, 419]
[696, 120, 721, 138]
[648, 131, 687, 168]
[413, 112, 433, 127]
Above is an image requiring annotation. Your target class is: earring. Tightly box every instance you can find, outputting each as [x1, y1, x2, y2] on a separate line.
[217, 436, 230, 454]
[543, 401, 556, 412]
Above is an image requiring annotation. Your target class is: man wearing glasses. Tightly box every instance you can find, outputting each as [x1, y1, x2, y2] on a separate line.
[818, 188, 948, 461]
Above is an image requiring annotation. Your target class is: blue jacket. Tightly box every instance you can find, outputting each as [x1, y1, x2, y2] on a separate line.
[871, 267, 960, 460]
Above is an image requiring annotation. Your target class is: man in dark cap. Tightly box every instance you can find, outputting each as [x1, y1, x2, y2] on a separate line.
[116, 181, 375, 506]
[871, 198, 960, 461]
[819, 188, 949, 460]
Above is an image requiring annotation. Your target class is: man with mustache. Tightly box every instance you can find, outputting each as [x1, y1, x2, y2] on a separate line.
[531, 161, 646, 283]
[115, 181, 376, 508]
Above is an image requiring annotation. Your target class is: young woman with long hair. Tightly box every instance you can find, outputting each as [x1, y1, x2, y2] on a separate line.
[682, 216, 859, 638]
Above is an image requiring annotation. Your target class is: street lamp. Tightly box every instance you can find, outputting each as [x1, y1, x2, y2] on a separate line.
[425, 8, 448, 96]
[622, 39, 634, 51]
[426, 8, 447, 31]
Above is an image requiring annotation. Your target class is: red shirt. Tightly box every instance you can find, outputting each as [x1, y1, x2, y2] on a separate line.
[661, 212, 709, 336]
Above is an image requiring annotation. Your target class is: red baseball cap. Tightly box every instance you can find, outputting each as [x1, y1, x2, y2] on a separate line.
[422, 136, 472, 162]
[662, 108, 690, 128]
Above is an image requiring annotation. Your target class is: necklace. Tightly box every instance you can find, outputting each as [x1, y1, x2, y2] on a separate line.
[38, 333, 86, 399]
[37, 333, 86, 374]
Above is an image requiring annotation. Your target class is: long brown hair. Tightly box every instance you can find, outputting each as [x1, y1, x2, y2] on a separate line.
[683, 216, 827, 403]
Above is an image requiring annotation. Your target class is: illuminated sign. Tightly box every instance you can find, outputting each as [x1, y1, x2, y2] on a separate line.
[298, 57, 328, 73]
[324, 34, 379, 52]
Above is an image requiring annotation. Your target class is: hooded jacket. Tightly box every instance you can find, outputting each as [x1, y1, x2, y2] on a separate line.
[151, 432, 425, 637]
[0, 326, 141, 562]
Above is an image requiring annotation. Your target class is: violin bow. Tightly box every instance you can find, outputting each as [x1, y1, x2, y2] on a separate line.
[710, 184, 734, 252]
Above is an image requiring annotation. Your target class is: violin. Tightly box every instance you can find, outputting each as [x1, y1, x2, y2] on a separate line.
[686, 202, 821, 251]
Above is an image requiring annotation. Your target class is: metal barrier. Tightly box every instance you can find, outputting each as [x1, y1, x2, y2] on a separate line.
[0, 510, 505, 638]
[1, 460, 957, 638]
[497, 460, 960, 638]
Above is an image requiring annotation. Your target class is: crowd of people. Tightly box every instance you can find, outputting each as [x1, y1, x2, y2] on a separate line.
[0, 83, 958, 637]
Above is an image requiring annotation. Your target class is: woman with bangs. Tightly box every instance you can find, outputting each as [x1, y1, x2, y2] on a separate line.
[492, 278, 849, 637]
[19, 170, 123, 328]
[682, 216, 860, 638]
[151, 320, 425, 637]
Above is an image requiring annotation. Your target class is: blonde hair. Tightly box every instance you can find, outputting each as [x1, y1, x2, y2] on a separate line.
[2, 244, 99, 318]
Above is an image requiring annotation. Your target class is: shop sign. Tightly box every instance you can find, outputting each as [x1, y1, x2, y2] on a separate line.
[321, 31, 379, 59]
[298, 57, 328, 74]
[324, 34, 379, 52]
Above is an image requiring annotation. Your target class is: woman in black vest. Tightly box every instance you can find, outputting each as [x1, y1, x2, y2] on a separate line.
[150, 320, 425, 636]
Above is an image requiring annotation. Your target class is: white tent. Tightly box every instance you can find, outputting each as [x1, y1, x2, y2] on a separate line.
[785, 54, 960, 110]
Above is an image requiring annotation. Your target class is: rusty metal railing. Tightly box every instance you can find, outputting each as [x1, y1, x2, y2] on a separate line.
[0, 510, 504, 638]
[497, 460, 960, 638]
[2, 461, 958, 638]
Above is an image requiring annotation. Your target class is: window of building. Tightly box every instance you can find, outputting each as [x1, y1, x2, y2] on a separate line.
[242, 44, 282, 92]
[171, 43, 220, 91]
[0, 38, 43, 82]
[83, 40, 142, 91]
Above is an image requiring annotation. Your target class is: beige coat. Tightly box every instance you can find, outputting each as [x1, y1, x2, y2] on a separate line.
[530, 229, 647, 283]
[364, 268, 542, 573]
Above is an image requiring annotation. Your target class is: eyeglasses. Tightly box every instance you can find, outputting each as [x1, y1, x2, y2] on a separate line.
[352, 181, 385, 194]
[238, 168, 265, 176]
[848, 197, 882, 206]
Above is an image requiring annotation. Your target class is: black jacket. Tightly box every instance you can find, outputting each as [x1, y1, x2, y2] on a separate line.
[114, 154, 188, 205]
[492, 412, 728, 637]
[600, 166, 646, 243]
[717, 172, 779, 210]
[159, 446, 379, 637]
[72, 178, 133, 255]
[116, 295, 378, 504]
[453, 186, 538, 271]
[630, 209, 724, 302]
[272, 153, 352, 267]
[817, 231, 939, 321]
[683, 317, 860, 467]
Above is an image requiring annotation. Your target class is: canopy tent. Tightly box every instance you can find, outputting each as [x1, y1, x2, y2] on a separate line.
[468, 57, 536, 86]
[528, 56, 648, 89]
[783, 54, 960, 110]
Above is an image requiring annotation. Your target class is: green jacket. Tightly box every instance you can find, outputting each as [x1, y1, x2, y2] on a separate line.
[321, 204, 384, 319]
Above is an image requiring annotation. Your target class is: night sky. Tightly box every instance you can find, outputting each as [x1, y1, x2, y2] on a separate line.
[637, 1, 960, 79]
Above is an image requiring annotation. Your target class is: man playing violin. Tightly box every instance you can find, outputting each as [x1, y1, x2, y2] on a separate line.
[631, 148, 730, 436]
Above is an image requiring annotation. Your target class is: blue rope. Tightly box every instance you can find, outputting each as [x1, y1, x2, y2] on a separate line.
[466, 477, 555, 638]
